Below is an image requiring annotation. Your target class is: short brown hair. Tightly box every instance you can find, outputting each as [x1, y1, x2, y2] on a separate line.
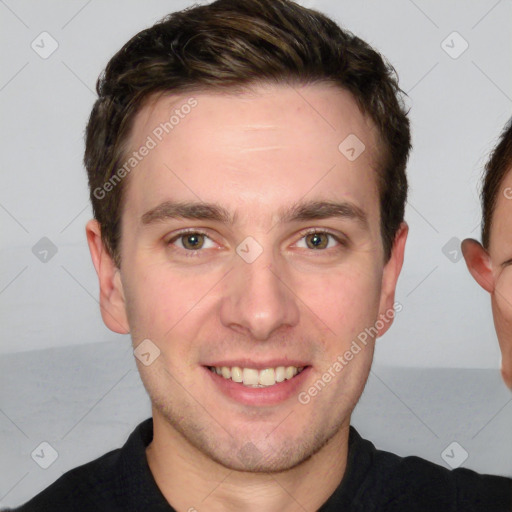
[481, 118, 512, 248]
[84, 0, 411, 266]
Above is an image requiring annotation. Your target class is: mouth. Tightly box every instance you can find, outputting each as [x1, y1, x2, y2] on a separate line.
[206, 365, 307, 388]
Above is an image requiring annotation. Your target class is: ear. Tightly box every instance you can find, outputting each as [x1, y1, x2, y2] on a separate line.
[377, 222, 408, 337]
[86, 219, 130, 334]
[461, 238, 494, 293]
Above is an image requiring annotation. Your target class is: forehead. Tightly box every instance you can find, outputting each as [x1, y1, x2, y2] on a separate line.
[123, 83, 382, 227]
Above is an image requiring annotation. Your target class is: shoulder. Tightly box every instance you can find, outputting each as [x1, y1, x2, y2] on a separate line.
[349, 428, 512, 511]
[10, 446, 124, 512]
[9, 418, 156, 512]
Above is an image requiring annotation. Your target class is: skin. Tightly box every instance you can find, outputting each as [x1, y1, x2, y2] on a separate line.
[462, 169, 512, 390]
[86, 83, 407, 511]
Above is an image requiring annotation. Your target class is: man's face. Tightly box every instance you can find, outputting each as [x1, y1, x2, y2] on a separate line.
[463, 168, 512, 389]
[487, 171, 512, 387]
[100, 83, 405, 471]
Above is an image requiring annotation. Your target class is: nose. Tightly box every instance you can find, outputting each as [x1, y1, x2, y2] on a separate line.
[219, 249, 300, 341]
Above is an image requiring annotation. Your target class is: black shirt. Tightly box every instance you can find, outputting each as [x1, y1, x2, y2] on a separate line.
[9, 418, 512, 511]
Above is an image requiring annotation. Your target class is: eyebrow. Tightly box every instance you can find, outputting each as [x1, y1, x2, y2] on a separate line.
[141, 201, 233, 225]
[279, 200, 368, 227]
[141, 199, 368, 227]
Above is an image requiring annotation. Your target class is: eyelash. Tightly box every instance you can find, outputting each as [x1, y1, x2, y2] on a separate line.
[166, 229, 215, 258]
[166, 228, 347, 258]
[295, 228, 347, 253]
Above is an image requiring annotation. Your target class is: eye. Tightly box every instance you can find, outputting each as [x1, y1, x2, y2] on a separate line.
[168, 231, 216, 251]
[295, 230, 344, 250]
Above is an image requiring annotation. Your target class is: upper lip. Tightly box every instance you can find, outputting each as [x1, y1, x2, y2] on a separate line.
[204, 360, 310, 370]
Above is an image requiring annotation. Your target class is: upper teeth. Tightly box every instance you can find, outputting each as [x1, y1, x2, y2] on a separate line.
[210, 366, 304, 387]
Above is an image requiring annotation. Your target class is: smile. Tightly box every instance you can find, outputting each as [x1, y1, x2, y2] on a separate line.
[207, 365, 306, 387]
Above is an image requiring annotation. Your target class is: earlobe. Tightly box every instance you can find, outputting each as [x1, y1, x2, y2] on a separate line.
[85, 219, 130, 334]
[377, 222, 408, 337]
[501, 365, 512, 390]
[461, 238, 494, 293]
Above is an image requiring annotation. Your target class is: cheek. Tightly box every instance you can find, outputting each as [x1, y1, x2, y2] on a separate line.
[295, 263, 382, 340]
[493, 270, 512, 350]
[123, 261, 222, 344]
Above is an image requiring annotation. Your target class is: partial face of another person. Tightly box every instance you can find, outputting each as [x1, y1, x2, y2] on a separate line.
[87, 83, 407, 472]
[463, 168, 512, 390]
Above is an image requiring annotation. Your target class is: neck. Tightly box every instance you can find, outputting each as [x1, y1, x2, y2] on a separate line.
[146, 410, 350, 512]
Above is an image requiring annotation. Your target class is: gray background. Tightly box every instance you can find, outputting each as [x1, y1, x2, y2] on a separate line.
[1, 0, 512, 508]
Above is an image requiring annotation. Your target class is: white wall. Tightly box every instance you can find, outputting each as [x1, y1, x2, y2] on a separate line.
[1, 0, 511, 369]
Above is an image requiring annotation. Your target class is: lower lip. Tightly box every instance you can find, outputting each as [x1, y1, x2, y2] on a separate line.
[204, 366, 312, 406]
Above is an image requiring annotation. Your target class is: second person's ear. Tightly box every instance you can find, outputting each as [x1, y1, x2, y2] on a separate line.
[461, 238, 494, 293]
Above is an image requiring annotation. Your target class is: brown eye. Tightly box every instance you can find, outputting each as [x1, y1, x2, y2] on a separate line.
[180, 233, 205, 250]
[305, 232, 329, 249]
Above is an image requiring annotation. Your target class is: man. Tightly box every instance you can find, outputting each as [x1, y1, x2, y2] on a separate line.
[462, 119, 512, 390]
[12, 0, 512, 510]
